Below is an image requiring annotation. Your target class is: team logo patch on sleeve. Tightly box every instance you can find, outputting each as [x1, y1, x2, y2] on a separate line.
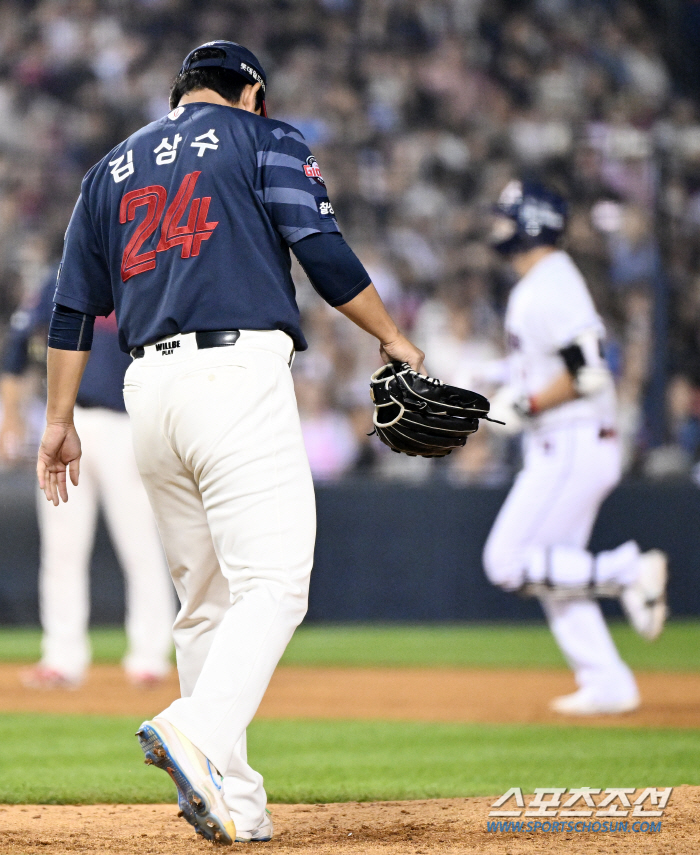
[304, 156, 325, 185]
[316, 197, 335, 219]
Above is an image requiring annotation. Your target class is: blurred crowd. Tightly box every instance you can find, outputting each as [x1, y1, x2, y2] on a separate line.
[2, 0, 700, 482]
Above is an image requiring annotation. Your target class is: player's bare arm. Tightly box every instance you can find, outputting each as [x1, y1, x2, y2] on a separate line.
[335, 284, 425, 373]
[37, 348, 89, 506]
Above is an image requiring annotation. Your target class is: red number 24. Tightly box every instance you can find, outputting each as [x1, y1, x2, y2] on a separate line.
[119, 171, 218, 282]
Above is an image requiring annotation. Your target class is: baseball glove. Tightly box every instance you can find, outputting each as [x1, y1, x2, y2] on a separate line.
[369, 362, 494, 457]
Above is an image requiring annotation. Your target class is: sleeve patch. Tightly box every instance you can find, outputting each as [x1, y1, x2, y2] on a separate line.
[316, 197, 335, 219]
[303, 156, 325, 185]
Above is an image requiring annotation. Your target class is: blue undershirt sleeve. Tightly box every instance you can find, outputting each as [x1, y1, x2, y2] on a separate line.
[292, 232, 371, 307]
[48, 304, 96, 351]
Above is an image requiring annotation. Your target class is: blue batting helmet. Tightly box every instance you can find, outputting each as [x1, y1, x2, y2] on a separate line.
[490, 179, 567, 256]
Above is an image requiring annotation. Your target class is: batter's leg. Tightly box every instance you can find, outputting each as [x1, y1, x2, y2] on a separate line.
[540, 596, 638, 703]
[483, 426, 637, 702]
[92, 408, 175, 680]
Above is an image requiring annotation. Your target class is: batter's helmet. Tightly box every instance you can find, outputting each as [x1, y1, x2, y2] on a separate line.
[180, 41, 268, 117]
[490, 179, 567, 256]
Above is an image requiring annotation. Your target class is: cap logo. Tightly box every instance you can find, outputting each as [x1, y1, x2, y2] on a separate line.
[521, 199, 564, 234]
[240, 62, 266, 92]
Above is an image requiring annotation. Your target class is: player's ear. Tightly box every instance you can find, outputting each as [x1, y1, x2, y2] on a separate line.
[240, 82, 262, 114]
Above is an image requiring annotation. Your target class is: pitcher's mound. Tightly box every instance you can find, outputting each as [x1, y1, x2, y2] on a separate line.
[1, 790, 698, 854]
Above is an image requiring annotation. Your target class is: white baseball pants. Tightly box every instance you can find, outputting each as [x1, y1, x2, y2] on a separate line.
[483, 423, 639, 701]
[123, 330, 315, 834]
[38, 405, 175, 681]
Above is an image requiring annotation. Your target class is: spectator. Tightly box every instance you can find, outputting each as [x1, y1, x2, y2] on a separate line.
[0, 0, 695, 480]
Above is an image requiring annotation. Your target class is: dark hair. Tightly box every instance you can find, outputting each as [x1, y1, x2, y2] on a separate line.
[169, 49, 264, 111]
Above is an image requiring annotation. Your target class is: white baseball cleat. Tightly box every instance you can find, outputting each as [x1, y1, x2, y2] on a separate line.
[550, 688, 640, 716]
[620, 549, 668, 641]
[235, 809, 274, 843]
[136, 717, 236, 845]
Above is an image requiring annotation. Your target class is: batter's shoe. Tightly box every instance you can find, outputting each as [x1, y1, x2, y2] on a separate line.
[235, 810, 274, 843]
[19, 665, 82, 690]
[550, 688, 640, 716]
[136, 717, 236, 845]
[620, 550, 668, 641]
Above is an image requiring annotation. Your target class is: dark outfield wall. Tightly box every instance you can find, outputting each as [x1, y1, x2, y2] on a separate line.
[0, 470, 698, 623]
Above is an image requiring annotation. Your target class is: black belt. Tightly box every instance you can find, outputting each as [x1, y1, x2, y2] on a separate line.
[131, 330, 240, 359]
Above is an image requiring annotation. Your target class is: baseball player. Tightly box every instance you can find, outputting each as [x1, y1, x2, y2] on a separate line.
[484, 180, 668, 716]
[36, 41, 425, 843]
[1, 267, 175, 688]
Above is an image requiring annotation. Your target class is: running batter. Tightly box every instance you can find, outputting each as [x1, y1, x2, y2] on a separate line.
[485, 180, 668, 716]
[1, 268, 174, 687]
[36, 41, 424, 844]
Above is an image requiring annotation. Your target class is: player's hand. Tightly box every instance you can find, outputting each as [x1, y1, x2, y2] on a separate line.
[37, 421, 82, 506]
[380, 334, 425, 374]
[0, 415, 26, 463]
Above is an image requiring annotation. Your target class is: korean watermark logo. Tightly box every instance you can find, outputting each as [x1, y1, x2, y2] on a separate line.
[487, 787, 672, 834]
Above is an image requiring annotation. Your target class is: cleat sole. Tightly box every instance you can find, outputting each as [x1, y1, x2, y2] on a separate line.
[136, 724, 234, 844]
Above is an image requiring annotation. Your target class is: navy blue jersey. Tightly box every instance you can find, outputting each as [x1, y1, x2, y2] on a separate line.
[55, 103, 341, 353]
[2, 267, 131, 412]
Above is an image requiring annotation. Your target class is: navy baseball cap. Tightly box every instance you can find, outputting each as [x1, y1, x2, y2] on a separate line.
[180, 41, 268, 116]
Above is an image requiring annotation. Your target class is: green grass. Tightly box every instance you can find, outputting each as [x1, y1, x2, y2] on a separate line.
[0, 627, 128, 665]
[1, 624, 695, 806]
[1, 621, 699, 671]
[282, 621, 700, 672]
[0, 713, 696, 804]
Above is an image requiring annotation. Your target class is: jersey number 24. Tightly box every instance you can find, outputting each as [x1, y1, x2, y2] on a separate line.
[119, 171, 218, 282]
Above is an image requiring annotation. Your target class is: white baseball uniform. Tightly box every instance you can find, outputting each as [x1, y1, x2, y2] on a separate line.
[483, 250, 641, 704]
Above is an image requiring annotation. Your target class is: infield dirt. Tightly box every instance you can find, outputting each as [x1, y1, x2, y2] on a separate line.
[1, 663, 697, 852]
[0, 791, 695, 854]
[1, 662, 699, 727]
